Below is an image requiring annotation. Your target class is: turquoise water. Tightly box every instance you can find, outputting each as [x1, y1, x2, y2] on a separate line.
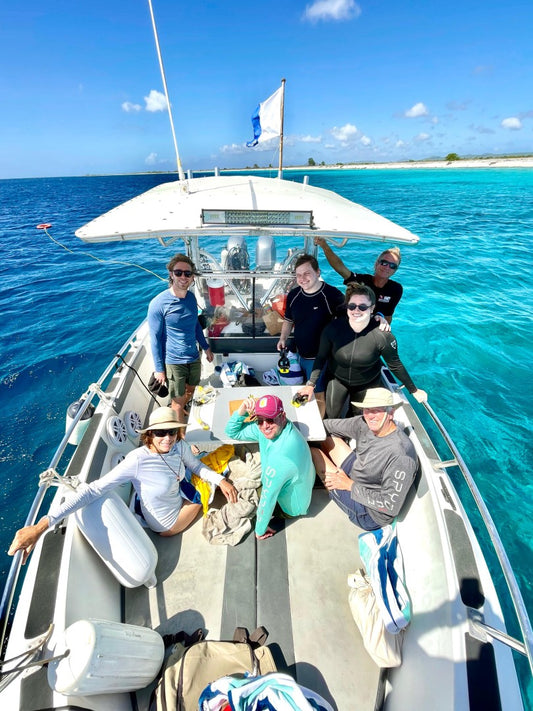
[1, 169, 532, 702]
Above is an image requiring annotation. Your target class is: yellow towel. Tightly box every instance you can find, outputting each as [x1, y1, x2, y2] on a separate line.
[191, 445, 235, 516]
[190, 474, 212, 516]
[201, 444, 235, 473]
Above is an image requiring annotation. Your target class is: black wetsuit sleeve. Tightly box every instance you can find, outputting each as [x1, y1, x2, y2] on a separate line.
[379, 332, 417, 393]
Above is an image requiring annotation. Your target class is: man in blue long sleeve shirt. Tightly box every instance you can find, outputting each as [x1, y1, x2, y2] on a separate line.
[148, 254, 213, 421]
[225, 394, 315, 539]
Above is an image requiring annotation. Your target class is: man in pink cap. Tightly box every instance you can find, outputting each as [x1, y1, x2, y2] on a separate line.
[225, 394, 315, 539]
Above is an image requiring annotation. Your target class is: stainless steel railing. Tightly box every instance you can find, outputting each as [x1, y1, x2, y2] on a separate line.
[422, 399, 533, 674]
[0, 324, 143, 656]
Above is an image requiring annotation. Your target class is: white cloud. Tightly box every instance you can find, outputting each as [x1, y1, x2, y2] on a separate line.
[145, 90, 168, 112]
[501, 117, 522, 130]
[145, 152, 159, 165]
[405, 102, 429, 118]
[414, 132, 430, 142]
[122, 101, 142, 113]
[395, 139, 406, 147]
[300, 134, 322, 143]
[220, 143, 249, 155]
[331, 123, 358, 142]
[360, 135, 371, 146]
[304, 0, 361, 23]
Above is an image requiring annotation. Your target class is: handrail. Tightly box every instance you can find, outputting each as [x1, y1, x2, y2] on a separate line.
[0, 324, 143, 658]
[422, 400, 533, 674]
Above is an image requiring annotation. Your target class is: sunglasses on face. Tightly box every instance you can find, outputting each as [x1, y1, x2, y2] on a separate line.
[172, 269, 193, 278]
[256, 416, 277, 426]
[379, 259, 398, 270]
[347, 302, 372, 312]
[151, 428, 179, 437]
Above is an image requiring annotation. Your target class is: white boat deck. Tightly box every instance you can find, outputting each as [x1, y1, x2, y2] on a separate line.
[127, 484, 377, 711]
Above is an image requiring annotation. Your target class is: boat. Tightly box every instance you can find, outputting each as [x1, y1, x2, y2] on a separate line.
[1, 171, 532, 710]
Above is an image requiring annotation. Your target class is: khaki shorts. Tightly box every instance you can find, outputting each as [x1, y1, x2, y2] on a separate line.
[166, 360, 201, 399]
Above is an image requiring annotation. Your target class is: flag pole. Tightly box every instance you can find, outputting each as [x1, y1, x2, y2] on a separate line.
[278, 78, 286, 179]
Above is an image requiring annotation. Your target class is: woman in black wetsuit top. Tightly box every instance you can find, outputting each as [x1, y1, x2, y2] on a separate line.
[298, 283, 427, 418]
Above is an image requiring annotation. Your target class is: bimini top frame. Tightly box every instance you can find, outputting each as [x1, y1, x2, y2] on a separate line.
[75, 175, 420, 245]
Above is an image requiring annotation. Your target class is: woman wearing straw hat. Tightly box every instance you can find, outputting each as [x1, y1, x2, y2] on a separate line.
[9, 407, 237, 563]
[311, 388, 419, 530]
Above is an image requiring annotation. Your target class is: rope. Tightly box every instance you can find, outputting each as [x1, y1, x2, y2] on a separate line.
[36, 224, 166, 282]
[0, 624, 64, 692]
[38, 468, 79, 491]
[114, 354, 160, 406]
[88, 382, 116, 406]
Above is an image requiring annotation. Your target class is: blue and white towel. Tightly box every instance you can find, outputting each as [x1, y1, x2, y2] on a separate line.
[358, 524, 411, 634]
[199, 671, 334, 711]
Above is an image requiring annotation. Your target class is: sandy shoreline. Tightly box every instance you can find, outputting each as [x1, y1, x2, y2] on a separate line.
[284, 156, 533, 171]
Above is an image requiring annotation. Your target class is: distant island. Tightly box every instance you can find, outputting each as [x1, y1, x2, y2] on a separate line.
[240, 154, 533, 172]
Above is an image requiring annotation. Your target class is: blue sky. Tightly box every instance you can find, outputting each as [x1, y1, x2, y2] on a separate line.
[1, 0, 532, 178]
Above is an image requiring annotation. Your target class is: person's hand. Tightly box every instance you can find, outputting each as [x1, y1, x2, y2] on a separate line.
[276, 339, 286, 351]
[204, 348, 214, 363]
[219, 479, 238, 504]
[256, 526, 276, 540]
[297, 385, 315, 401]
[324, 468, 352, 492]
[154, 371, 166, 384]
[237, 397, 257, 417]
[8, 517, 49, 564]
[412, 389, 428, 404]
[314, 237, 326, 249]
[375, 315, 391, 332]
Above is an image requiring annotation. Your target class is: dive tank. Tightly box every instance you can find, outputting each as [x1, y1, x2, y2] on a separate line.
[66, 398, 95, 446]
[256, 235, 276, 270]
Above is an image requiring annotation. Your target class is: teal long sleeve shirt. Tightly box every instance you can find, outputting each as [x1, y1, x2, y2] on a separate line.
[225, 413, 315, 536]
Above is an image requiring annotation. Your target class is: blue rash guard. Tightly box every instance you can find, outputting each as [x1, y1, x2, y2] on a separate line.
[225, 413, 315, 536]
[148, 289, 209, 372]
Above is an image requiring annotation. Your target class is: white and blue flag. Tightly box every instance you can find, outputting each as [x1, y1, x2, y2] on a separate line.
[246, 86, 283, 147]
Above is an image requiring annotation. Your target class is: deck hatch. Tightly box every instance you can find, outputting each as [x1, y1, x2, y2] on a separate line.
[24, 529, 65, 639]
[201, 209, 313, 227]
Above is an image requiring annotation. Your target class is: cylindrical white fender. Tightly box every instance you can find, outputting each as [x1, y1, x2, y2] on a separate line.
[74, 491, 158, 588]
[65, 399, 95, 446]
[48, 619, 164, 695]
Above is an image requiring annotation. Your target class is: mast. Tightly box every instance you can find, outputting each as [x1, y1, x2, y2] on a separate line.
[278, 78, 286, 179]
[147, 0, 185, 181]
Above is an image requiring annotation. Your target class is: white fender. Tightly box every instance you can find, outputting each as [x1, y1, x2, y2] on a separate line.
[48, 619, 164, 695]
[74, 491, 158, 588]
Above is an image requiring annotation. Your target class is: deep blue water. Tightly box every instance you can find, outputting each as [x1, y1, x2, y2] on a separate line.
[1, 169, 532, 702]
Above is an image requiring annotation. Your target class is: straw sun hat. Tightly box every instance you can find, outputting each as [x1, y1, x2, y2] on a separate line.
[139, 406, 186, 433]
[351, 388, 402, 409]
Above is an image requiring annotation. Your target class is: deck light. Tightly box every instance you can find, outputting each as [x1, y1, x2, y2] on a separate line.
[201, 209, 313, 227]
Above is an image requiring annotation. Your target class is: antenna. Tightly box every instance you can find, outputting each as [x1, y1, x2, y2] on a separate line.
[147, 0, 186, 181]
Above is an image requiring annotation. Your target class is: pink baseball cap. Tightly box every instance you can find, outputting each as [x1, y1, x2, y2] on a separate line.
[254, 394, 284, 419]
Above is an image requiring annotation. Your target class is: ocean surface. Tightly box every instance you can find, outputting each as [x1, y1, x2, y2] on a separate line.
[1, 168, 532, 702]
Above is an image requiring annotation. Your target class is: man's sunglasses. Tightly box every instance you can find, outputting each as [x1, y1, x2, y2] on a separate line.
[378, 259, 398, 270]
[151, 428, 179, 437]
[256, 416, 278, 426]
[347, 302, 372, 312]
[172, 269, 193, 278]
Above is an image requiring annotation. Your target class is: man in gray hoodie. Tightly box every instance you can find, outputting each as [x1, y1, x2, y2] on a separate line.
[310, 388, 418, 530]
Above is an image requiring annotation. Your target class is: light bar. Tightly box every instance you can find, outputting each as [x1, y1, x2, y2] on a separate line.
[201, 209, 313, 227]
